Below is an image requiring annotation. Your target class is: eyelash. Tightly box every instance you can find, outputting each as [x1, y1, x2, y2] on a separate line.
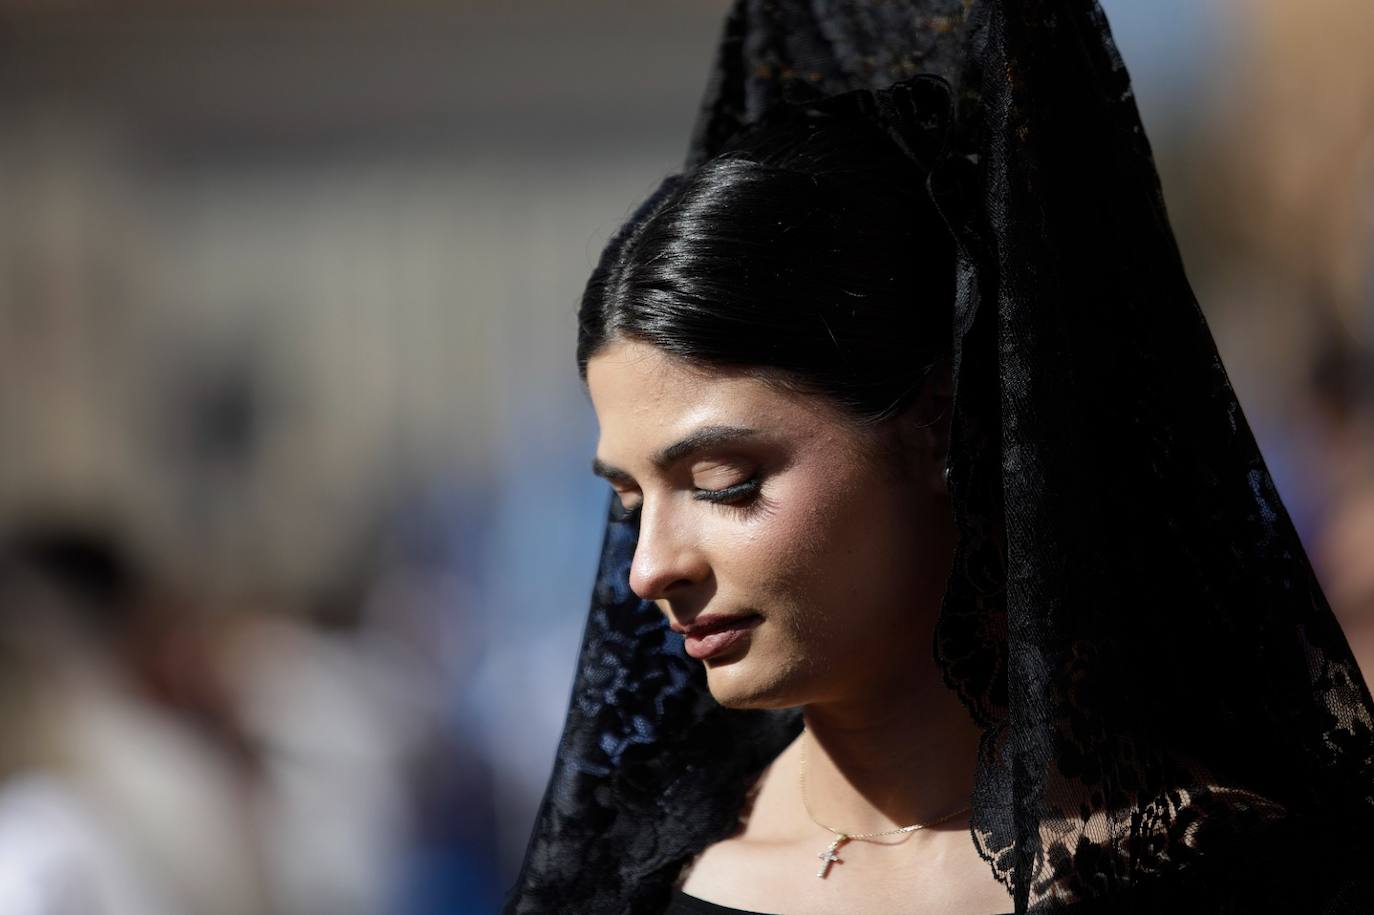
[610, 476, 762, 521]
[693, 477, 761, 509]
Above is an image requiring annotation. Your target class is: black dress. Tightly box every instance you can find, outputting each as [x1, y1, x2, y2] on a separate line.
[663, 890, 772, 915]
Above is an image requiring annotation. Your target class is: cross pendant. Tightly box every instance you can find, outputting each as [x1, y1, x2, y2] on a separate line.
[815, 835, 849, 879]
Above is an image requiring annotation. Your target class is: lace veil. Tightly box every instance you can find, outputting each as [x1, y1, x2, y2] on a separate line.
[506, 2, 1374, 912]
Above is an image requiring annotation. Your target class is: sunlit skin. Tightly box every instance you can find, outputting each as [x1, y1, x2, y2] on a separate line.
[586, 338, 1010, 914]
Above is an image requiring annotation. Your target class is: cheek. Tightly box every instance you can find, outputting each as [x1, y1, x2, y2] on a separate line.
[708, 472, 871, 612]
[715, 474, 935, 639]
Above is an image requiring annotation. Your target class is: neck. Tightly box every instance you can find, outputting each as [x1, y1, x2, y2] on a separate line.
[799, 671, 980, 836]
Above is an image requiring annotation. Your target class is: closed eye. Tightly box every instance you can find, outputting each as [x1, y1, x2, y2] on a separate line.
[605, 477, 761, 522]
[693, 477, 761, 505]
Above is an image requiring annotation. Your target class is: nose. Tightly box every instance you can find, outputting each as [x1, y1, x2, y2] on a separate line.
[628, 500, 710, 602]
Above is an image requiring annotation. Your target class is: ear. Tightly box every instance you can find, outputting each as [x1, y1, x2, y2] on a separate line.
[925, 361, 954, 496]
[894, 360, 953, 496]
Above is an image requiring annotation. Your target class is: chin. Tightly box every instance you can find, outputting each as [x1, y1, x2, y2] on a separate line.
[703, 656, 807, 710]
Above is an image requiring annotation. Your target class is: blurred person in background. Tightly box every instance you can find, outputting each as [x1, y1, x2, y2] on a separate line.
[0, 520, 462, 915]
[213, 519, 498, 915]
[0, 525, 266, 915]
[1198, 0, 1374, 674]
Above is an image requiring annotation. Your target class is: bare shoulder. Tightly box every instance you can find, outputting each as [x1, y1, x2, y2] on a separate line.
[679, 744, 1012, 915]
[681, 832, 1010, 915]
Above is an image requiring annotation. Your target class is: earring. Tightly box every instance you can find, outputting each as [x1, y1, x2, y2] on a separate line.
[942, 462, 952, 487]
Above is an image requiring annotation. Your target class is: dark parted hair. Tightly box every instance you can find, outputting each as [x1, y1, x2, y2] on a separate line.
[575, 108, 955, 425]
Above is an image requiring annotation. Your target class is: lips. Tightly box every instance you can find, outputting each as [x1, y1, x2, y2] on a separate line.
[673, 613, 763, 661]
[676, 612, 763, 634]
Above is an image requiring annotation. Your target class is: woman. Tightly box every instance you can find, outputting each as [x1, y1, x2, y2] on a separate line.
[579, 105, 1000, 914]
[507, 1, 1374, 913]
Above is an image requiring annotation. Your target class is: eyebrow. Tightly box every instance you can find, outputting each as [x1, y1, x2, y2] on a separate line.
[591, 424, 763, 483]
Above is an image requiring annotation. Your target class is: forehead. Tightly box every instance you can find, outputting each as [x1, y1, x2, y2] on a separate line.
[585, 339, 856, 461]
[585, 340, 873, 472]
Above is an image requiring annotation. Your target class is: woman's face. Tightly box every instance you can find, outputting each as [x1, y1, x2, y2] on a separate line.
[586, 338, 957, 710]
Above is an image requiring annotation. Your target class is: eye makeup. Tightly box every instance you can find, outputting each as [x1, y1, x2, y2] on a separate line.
[693, 477, 761, 505]
[594, 425, 782, 523]
[606, 473, 764, 523]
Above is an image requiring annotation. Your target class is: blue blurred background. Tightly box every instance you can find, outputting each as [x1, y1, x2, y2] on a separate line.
[0, 1, 1371, 912]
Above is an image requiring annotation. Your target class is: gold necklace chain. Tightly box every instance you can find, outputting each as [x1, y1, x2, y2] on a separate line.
[798, 728, 972, 878]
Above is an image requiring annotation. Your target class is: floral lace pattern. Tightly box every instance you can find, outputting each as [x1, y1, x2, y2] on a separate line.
[506, 2, 1374, 912]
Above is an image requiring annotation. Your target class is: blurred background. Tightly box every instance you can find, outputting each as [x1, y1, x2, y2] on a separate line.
[0, 1, 1370, 912]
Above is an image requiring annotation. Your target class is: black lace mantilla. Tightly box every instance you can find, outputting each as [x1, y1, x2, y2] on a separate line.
[506, 2, 1374, 912]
